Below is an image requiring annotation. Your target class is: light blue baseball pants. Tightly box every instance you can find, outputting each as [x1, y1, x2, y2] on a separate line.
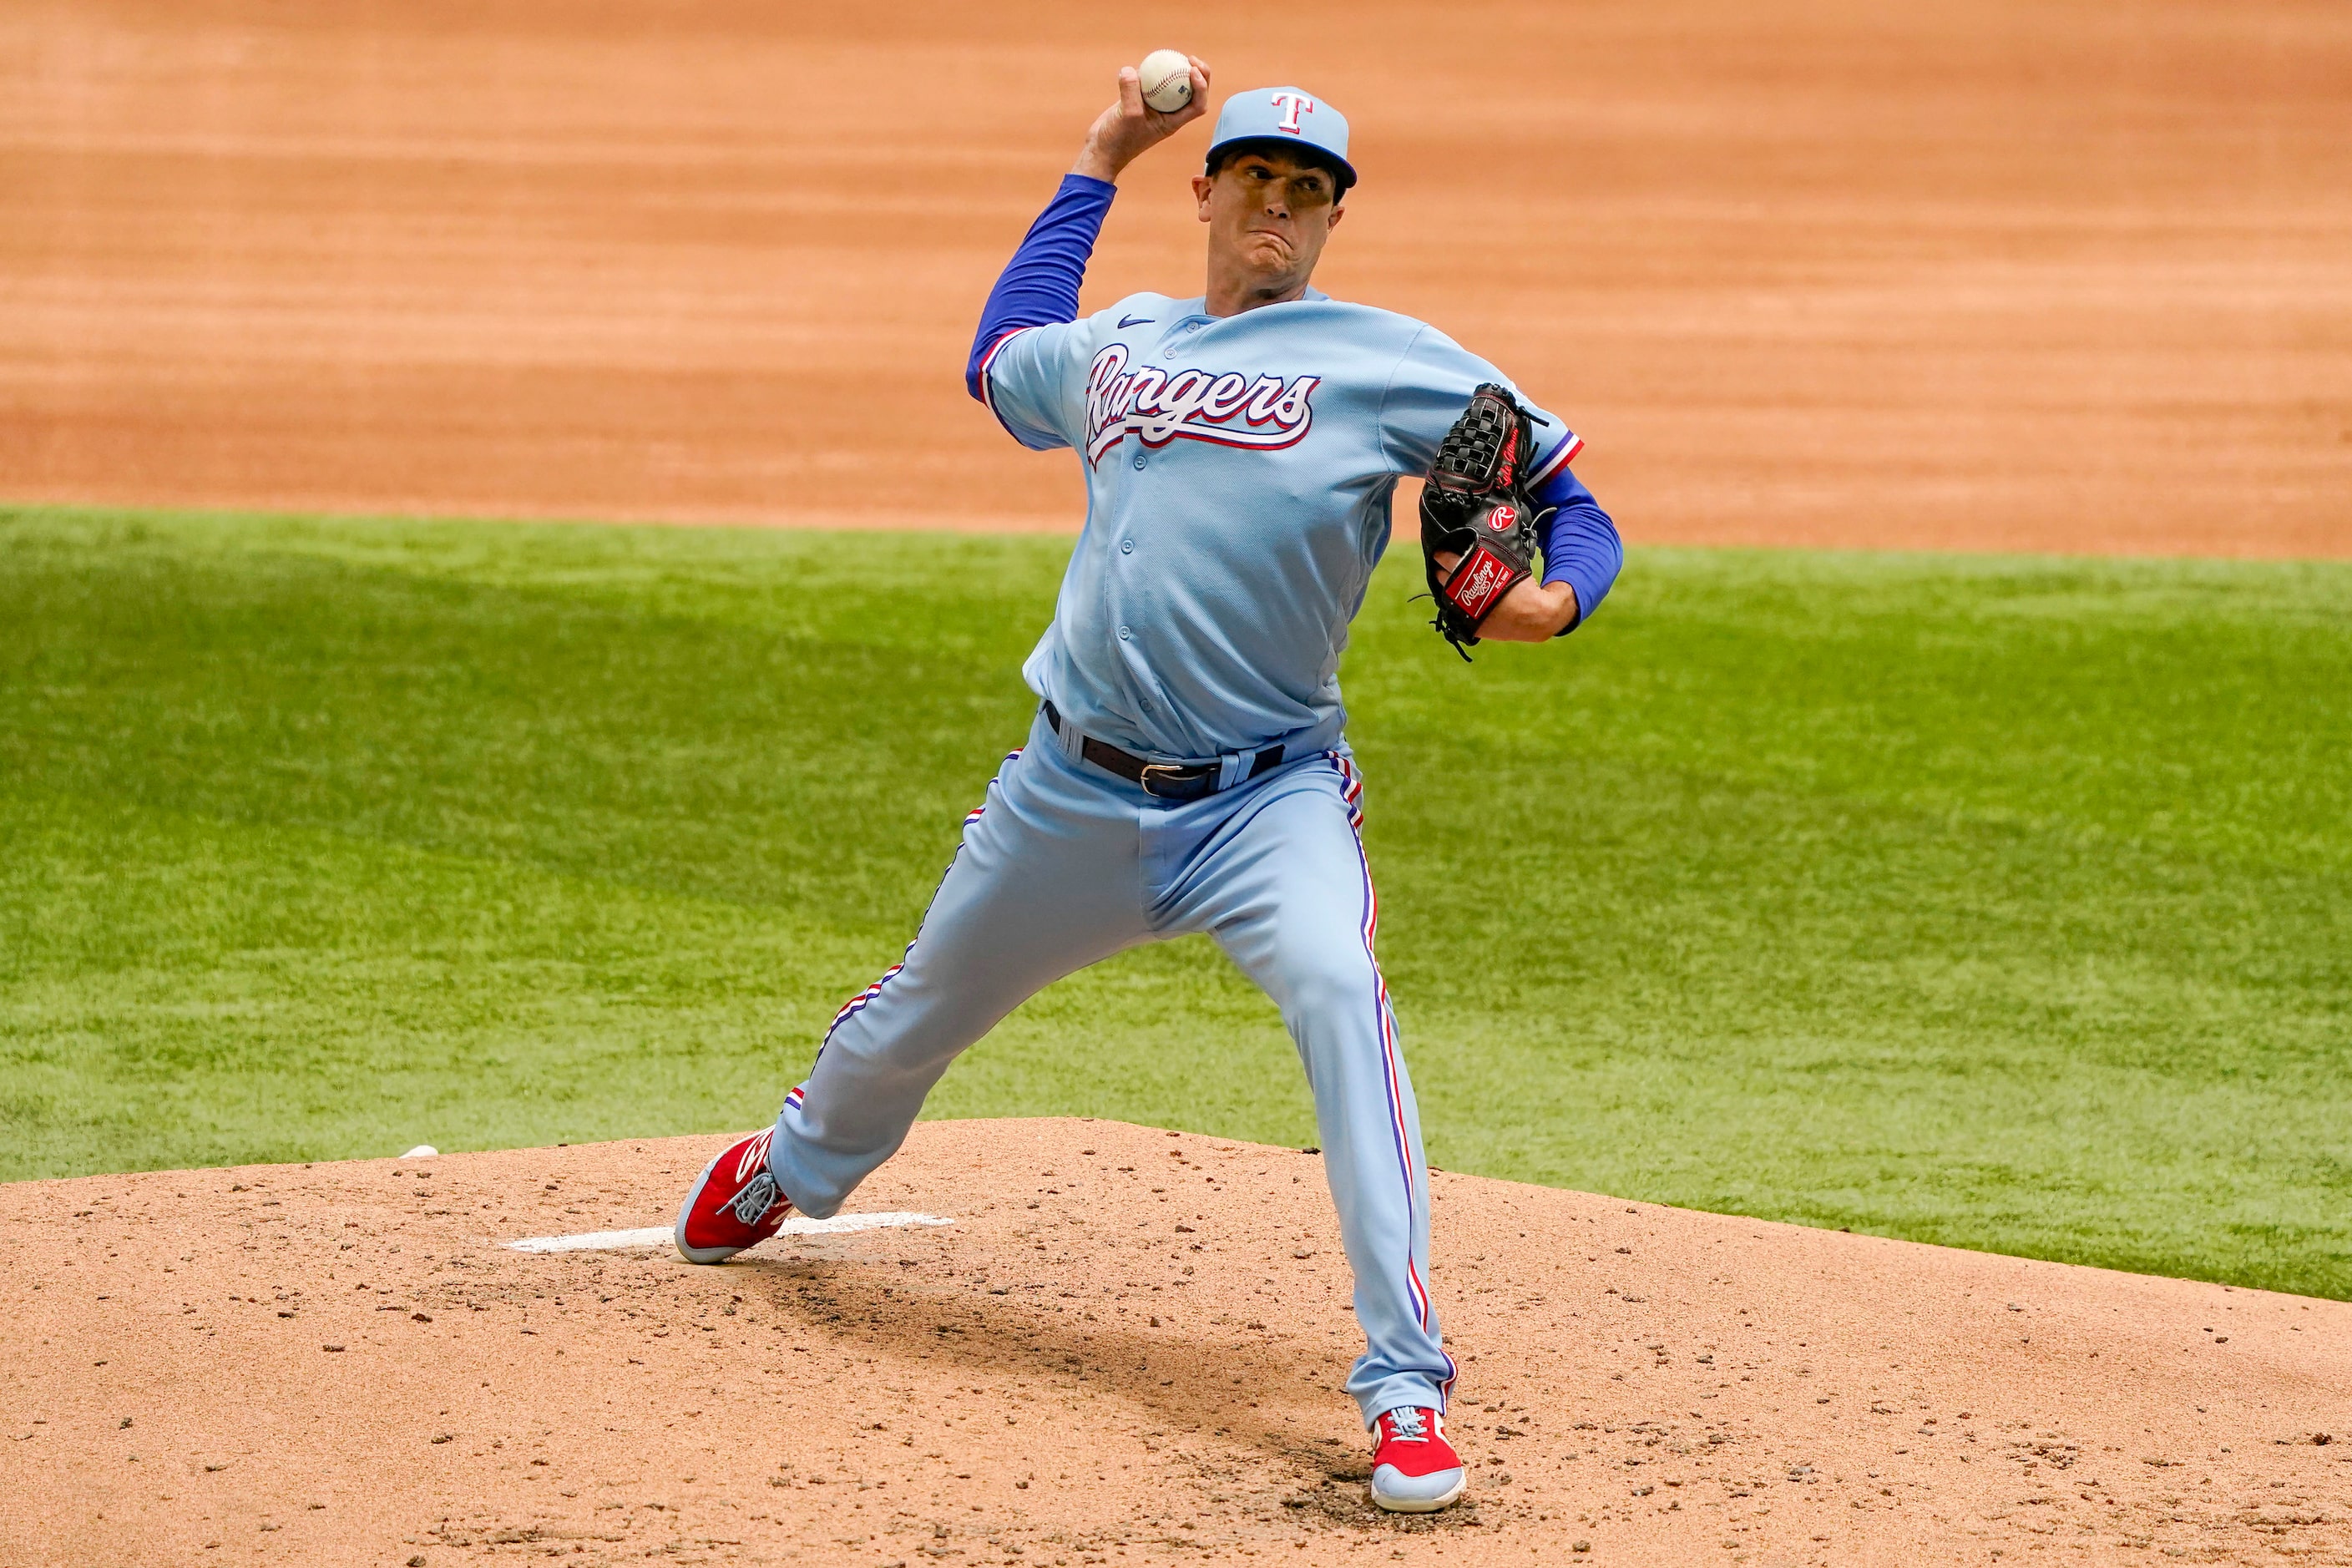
[764, 706, 1454, 1424]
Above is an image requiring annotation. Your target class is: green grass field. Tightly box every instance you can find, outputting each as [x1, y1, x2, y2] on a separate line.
[4, 504, 2348, 1297]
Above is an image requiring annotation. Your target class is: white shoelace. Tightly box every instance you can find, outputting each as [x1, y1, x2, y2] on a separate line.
[1385, 1409, 1429, 1444]
[728, 1171, 780, 1225]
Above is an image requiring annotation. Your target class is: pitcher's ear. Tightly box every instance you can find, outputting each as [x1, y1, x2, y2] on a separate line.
[1192, 173, 1216, 220]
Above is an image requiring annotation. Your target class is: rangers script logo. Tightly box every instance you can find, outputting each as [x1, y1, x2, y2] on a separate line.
[1083, 344, 1319, 463]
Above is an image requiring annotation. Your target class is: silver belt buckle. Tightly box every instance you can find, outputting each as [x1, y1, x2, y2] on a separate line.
[1138, 761, 1188, 798]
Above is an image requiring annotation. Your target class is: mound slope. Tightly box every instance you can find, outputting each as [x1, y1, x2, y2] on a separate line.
[6, 1118, 2348, 1565]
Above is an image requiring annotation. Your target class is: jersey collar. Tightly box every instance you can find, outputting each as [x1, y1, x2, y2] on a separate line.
[1176, 286, 1333, 323]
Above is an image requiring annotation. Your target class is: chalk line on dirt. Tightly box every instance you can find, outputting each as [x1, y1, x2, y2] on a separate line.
[503, 1211, 953, 1253]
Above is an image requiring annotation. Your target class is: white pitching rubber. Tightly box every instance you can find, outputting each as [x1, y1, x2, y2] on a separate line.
[506, 1211, 954, 1254]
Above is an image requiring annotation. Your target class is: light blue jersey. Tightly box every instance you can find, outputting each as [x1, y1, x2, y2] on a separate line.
[980, 293, 1581, 761]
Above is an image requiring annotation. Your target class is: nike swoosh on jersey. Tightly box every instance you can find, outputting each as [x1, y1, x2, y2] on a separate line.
[1118, 315, 1155, 328]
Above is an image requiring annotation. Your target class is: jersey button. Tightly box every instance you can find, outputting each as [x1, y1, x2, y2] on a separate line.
[1118, 625, 1131, 640]
[1120, 539, 1134, 554]
[1131, 453, 1147, 470]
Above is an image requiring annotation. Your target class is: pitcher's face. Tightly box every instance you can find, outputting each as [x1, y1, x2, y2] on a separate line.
[1194, 149, 1346, 293]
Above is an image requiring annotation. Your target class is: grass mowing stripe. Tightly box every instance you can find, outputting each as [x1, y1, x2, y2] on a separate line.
[2, 503, 2346, 1297]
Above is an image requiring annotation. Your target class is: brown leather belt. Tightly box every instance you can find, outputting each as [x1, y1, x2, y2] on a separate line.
[1044, 701, 1282, 802]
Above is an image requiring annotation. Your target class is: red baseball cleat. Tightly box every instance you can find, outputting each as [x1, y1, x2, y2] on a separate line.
[1369, 1405, 1465, 1512]
[675, 1129, 793, 1264]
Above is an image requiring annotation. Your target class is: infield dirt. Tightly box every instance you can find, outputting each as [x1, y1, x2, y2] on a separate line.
[5, 0, 2348, 555]
[7, 1119, 2349, 1567]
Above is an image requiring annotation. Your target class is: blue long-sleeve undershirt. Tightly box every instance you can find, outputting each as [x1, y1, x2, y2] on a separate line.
[966, 175, 1117, 402]
[1530, 463, 1621, 630]
[967, 173, 1621, 629]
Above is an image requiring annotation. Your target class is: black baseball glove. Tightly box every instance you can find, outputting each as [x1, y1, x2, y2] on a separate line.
[1419, 383, 1550, 659]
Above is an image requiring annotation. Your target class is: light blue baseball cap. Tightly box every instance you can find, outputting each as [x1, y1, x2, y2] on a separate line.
[1204, 85, 1356, 193]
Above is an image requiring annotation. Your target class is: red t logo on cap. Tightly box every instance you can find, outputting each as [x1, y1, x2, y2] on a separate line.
[1270, 91, 1315, 133]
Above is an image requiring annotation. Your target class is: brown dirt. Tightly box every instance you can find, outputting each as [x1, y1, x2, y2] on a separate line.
[4, 0, 2348, 556]
[6, 1120, 2349, 1567]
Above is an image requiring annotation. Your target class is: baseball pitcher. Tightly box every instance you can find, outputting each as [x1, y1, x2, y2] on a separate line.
[676, 59, 1622, 1514]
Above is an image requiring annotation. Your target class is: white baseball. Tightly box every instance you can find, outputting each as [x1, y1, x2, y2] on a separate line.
[1138, 50, 1194, 114]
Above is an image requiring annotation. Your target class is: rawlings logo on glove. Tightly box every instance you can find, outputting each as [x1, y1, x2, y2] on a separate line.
[1419, 383, 1550, 660]
[1444, 545, 1518, 618]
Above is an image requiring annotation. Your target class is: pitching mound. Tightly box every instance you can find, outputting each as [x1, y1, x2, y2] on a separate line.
[6, 1119, 2347, 1565]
